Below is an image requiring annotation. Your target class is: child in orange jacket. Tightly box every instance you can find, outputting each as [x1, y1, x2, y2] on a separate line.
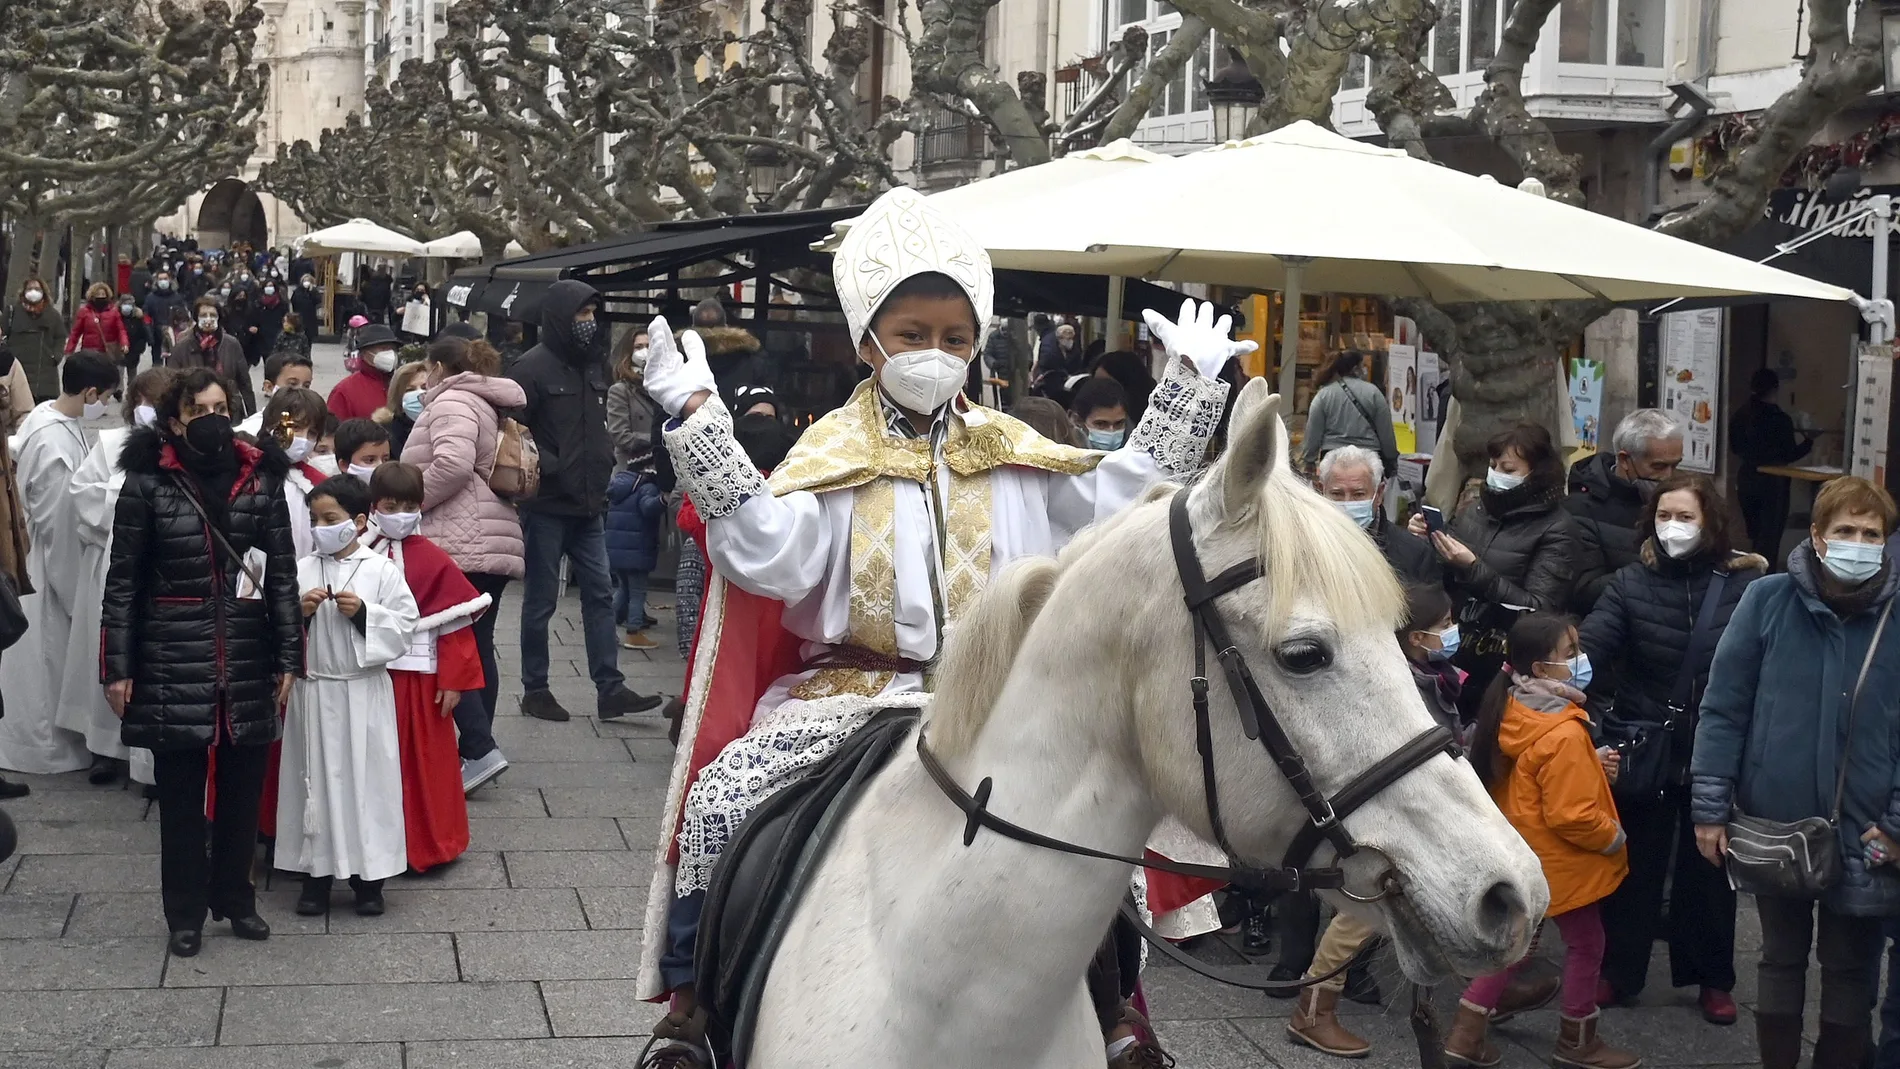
[1447, 613, 1638, 1069]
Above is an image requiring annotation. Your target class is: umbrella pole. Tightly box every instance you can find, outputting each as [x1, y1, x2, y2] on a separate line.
[1277, 257, 1311, 401]
[1106, 276, 1125, 350]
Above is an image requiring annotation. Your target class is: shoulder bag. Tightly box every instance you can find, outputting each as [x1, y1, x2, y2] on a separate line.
[1603, 570, 1726, 804]
[169, 474, 267, 595]
[1725, 600, 1892, 899]
[1339, 380, 1399, 474]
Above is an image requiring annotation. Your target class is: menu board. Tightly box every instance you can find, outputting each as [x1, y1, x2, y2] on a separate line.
[1660, 309, 1723, 473]
[1852, 342, 1892, 483]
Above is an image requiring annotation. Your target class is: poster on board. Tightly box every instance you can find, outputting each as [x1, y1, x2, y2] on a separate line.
[1852, 342, 1892, 483]
[1387, 343, 1417, 456]
[1416, 350, 1441, 455]
[1660, 309, 1723, 473]
[1568, 357, 1604, 455]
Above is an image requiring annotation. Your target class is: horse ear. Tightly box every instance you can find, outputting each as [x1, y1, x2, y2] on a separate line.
[1214, 379, 1284, 521]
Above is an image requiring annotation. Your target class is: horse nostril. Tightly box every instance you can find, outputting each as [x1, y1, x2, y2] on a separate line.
[1476, 881, 1529, 948]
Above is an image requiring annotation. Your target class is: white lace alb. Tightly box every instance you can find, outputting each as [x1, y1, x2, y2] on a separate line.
[1126, 359, 1231, 480]
[662, 394, 768, 520]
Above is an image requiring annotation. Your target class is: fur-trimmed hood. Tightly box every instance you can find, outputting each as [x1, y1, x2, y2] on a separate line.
[1637, 540, 1769, 574]
[118, 424, 290, 482]
[696, 325, 762, 359]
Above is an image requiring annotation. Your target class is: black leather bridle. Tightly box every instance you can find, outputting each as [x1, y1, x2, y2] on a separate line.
[917, 486, 1463, 929]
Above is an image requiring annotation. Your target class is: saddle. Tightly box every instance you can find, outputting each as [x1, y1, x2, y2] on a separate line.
[695, 706, 920, 1064]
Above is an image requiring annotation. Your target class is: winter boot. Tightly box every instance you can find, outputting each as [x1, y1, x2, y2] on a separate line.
[1813, 1022, 1872, 1069]
[1553, 1011, 1642, 1069]
[1492, 961, 1561, 1024]
[1288, 986, 1372, 1058]
[1754, 1014, 1803, 1069]
[1444, 1000, 1503, 1068]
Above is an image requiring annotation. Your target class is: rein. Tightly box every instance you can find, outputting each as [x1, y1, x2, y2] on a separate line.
[915, 486, 1464, 1000]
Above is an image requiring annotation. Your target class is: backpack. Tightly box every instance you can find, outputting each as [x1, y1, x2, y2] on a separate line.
[488, 415, 540, 502]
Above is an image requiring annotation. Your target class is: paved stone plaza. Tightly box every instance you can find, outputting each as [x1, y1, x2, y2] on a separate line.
[0, 345, 1824, 1067]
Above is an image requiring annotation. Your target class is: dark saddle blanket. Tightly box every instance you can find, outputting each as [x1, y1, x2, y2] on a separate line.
[695, 705, 919, 1064]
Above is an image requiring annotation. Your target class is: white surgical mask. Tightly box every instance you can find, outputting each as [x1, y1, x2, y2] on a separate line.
[871, 335, 967, 415]
[347, 462, 379, 480]
[1336, 499, 1377, 529]
[82, 398, 108, 421]
[311, 519, 360, 557]
[284, 436, 315, 463]
[1655, 520, 1702, 559]
[134, 404, 157, 427]
[369, 349, 398, 373]
[198, 315, 218, 331]
[1485, 467, 1527, 493]
[374, 511, 421, 540]
[1821, 538, 1886, 586]
[310, 452, 339, 477]
[23, 288, 43, 303]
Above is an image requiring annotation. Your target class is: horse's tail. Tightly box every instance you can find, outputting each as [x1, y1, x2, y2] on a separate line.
[928, 556, 1062, 757]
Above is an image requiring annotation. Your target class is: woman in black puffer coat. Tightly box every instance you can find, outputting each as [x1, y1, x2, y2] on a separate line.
[1579, 473, 1765, 1023]
[1409, 423, 1578, 713]
[102, 367, 303, 958]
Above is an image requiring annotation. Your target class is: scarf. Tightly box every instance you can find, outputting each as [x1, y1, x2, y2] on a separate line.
[197, 327, 221, 353]
[1508, 672, 1587, 708]
[1478, 476, 1562, 519]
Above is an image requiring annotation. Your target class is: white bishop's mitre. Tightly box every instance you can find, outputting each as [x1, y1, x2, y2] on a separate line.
[833, 186, 993, 348]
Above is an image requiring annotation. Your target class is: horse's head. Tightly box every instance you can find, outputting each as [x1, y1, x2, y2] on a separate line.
[1063, 379, 1547, 980]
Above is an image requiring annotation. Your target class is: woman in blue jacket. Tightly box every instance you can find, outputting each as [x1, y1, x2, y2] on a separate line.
[1691, 476, 1900, 1069]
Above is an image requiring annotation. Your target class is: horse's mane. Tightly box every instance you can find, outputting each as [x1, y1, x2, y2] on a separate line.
[928, 468, 1402, 757]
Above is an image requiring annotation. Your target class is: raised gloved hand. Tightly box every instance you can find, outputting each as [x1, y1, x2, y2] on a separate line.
[1142, 298, 1258, 380]
[641, 314, 718, 419]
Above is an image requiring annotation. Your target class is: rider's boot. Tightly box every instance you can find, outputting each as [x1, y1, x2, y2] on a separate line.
[640, 991, 712, 1069]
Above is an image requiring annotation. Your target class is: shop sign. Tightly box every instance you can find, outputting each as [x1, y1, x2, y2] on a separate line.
[1852, 342, 1892, 483]
[1660, 308, 1723, 473]
[1765, 184, 1900, 240]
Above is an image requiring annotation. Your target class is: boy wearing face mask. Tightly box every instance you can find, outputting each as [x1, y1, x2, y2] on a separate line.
[1068, 376, 1130, 451]
[254, 388, 332, 558]
[53, 366, 178, 791]
[0, 351, 124, 779]
[634, 187, 1243, 1062]
[328, 324, 403, 423]
[238, 351, 317, 438]
[363, 462, 483, 873]
[165, 298, 255, 419]
[280, 474, 419, 918]
[334, 418, 392, 482]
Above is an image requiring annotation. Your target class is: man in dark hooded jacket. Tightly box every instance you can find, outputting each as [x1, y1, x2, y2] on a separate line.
[509, 279, 663, 723]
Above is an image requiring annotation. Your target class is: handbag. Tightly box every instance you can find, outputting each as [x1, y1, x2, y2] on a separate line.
[1725, 600, 1892, 899]
[1339, 381, 1399, 474]
[169, 474, 267, 595]
[1604, 571, 1727, 804]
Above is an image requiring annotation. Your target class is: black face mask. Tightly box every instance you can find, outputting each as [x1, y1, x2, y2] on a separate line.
[182, 413, 234, 459]
[571, 319, 603, 353]
[90, 297, 110, 310]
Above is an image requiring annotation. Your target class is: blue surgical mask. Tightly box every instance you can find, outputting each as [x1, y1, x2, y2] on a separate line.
[1821, 538, 1886, 586]
[1560, 653, 1594, 691]
[1086, 427, 1126, 450]
[1336, 499, 1376, 529]
[1485, 467, 1527, 493]
[1429, 624, 1460, 662]
[402, 389, 425, 420]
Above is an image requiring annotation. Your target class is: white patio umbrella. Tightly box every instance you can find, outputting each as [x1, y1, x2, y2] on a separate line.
[958, 121, 1858, 394]
[298, 218, 426, 257]
[418, 230, 484, 258]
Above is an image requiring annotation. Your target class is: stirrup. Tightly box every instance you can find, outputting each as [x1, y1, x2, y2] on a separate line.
[636, 1032, 718, 1069]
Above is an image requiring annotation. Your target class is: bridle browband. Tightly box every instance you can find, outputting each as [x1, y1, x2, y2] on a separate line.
[916, 486, 1462, 940]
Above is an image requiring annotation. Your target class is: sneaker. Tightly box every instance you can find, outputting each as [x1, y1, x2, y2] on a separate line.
[1698, 988, 1737, 1026]
[0, 775, 28, 800]
[598, 684, 663, 720]
[622, 629, 659, 650]
[521, 690, 571, 722]
[461, 749, 509, 794]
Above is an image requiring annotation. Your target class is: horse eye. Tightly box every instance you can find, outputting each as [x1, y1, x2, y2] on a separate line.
[1275, 639, 1332, 676]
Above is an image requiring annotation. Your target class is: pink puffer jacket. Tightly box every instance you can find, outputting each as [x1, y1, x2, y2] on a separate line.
[404, 371, 527, 579]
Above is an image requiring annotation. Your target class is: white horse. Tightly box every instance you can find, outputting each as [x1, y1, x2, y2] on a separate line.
[748, 381, 1550, 1068]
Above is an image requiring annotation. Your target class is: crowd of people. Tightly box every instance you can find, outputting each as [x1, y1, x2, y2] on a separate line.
[0, 219, 1897, 1069]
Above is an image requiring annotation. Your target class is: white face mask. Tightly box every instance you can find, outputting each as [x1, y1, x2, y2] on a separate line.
[82, 398, 108, 421]
[22, 289, 43, 304]
[871, 334, 968, 415]
[134, 404, 157, 427]
[631, 346, 650, 369]
[374, 511, 421, 540]
[311, 519, 360, 556]
[1485, 467, 1527, 493]
[198, 315, 218, 331]
[369, 349, 398, 373]
[309, 452, 339, 477]
[1821, 538, 1886, 586]
[347, 462, 378, 481]
[1655, 520, 1702, 559]
[284, 436, 315, 463]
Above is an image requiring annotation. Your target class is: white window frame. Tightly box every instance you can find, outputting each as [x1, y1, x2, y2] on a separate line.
[1098, 0, 1214, 152]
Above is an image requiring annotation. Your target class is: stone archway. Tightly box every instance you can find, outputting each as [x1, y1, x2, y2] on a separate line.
[196, 177, 269, 250]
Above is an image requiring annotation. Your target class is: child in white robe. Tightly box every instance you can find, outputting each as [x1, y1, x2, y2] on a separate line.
[279, 473, 418, 917]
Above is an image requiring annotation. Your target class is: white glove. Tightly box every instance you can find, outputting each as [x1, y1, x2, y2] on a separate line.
[641, 314, 717, 419]
[1142, 298, 1258, 380]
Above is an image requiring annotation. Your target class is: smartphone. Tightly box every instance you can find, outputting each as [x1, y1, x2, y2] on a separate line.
[1421, 505, 1445, 535]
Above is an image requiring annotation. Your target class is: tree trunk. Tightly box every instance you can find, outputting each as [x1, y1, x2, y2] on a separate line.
[6, 222, 39, 302]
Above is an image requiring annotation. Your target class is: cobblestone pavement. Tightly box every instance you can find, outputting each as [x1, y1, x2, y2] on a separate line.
[0, 344, 1828, 1066]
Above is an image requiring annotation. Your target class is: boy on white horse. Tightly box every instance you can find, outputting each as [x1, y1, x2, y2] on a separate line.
[636, 186, 1251, 1066]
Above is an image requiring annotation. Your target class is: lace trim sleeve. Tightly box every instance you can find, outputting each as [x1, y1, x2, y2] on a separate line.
[661, 394, 768, 520]
[1126, 358, 1232, 480]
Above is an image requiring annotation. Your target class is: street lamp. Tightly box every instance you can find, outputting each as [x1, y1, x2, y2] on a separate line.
[1203, 47, 1264, 144]
[746, 145, 784, 203]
